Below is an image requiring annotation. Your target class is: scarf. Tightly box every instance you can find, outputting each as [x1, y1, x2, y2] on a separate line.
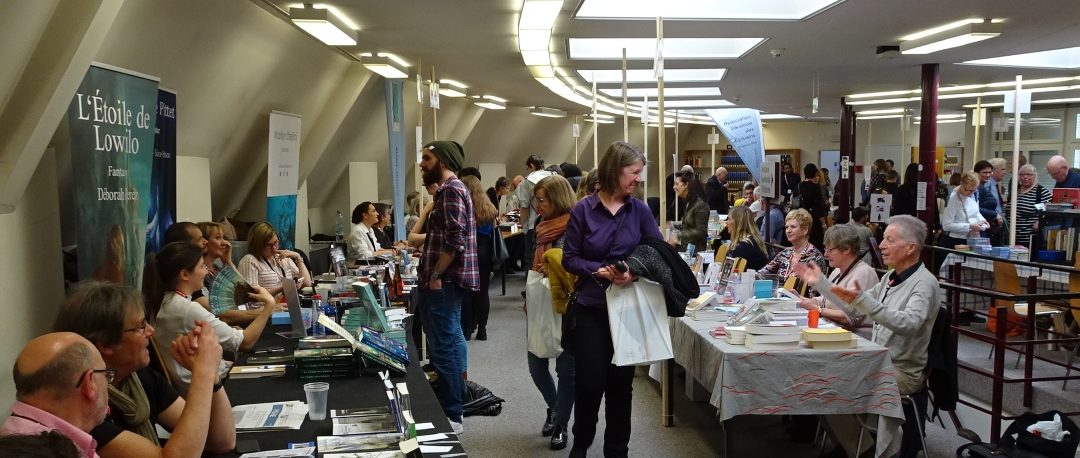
[531, 213, 570, 272]
[108, 371, 159, 446]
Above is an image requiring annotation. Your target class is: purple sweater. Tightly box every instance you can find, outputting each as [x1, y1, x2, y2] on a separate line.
[562, 194, 663, 308]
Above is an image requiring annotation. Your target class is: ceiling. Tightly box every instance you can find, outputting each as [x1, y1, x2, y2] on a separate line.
[264, 0, 1080, 119]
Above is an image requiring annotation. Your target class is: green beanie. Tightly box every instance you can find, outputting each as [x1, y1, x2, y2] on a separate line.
[423, 140, 465, 173]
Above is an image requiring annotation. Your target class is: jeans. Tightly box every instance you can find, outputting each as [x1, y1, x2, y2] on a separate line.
[527, 349, 575, 428]
[423, 282, 468, 422]
[899, 389, 929, 458]
[570, 306, 635, 457]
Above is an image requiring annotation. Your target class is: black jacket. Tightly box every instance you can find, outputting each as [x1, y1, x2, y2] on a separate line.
[926, 306, 958, 420]
[705, 176, 730, 214]
[625, 236, 699, 317]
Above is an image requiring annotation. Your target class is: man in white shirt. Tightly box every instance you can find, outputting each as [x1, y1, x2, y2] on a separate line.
[515, 155, 554, 268]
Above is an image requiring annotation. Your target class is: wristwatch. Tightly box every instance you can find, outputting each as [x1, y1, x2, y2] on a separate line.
[432, 271, 442, 280]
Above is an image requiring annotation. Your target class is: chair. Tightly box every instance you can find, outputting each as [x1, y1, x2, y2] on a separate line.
[731, 258, 748, 274]
[148, 336, 173, 386]
[714, 241, 730, 265]
[867, 235, 884, 269]
[855, 390, 929, 458]
[783, 276, 809, 296]
[989, 261, 1065, 367]
[1061, 256, 1080, 388]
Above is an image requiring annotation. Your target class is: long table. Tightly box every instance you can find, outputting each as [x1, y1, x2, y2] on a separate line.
[667, 317, 905, 456]
[219, 321, 464, 457]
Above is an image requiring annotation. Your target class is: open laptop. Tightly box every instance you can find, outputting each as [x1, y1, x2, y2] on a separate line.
[275, 277, 308, 339]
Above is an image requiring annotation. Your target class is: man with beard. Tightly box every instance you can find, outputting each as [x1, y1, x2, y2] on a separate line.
[418, 140, 479, 434]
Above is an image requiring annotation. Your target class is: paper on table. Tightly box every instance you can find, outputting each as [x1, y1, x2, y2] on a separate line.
[420, 445, 453, 453]
[416, 433, 448, 442]
[415, 422, 435, 430]
[239, 446, 315, 458]
[233, 401, 308, 430]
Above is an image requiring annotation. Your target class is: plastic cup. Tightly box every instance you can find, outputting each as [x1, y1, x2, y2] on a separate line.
[304, 382, 330, 420]
[808, 309, 820, 328]
[300, 308, 313, 333]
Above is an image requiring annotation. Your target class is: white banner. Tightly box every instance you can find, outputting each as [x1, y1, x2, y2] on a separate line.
[706, 109, 765, 182]
[268, 111, 300, 197]
[759, 155, 779, 198]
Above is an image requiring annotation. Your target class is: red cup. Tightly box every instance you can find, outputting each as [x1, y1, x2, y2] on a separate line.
[808, 309, 820, 328]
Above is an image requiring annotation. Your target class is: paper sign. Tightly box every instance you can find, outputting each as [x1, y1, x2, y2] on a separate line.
[707, 133, 720, 145]
[840, 156, 850, 179]
[1004, 89, 1031, 114]
[415, 127, 423, 164]
[971, 107, 987, 126]
[416, 74, 423, 103]
[758, 155, 779, 198]
[572, 123, 580, 138]
[916, 182, 927, 211]
[641, 96, 649, 124]
[870, 193, 892, 223]
[428, 83, 440, 109]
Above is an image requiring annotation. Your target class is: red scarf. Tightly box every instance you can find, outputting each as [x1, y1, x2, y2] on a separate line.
[531, 213, 570, 272]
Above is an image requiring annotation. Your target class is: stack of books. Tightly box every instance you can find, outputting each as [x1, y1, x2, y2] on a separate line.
[722, 326, 746, 345]
[802, 328, 857, 349]
[293, 347, 358, 380]
[744, 322, 801, 350]
[358, 327, 409, 366]
[769, 309, 810, 326]
[227, 364, 286, 379]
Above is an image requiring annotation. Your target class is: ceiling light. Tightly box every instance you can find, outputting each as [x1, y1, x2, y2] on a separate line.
[848, 89, 920, 99]
[962, 102, 1005, 108]
[760, 114, 802, 120]
[856, 108, 906, 115]
[521, 50, 551, 66]
[847, 96, 922, 106]
[961, 46, 1080, 70]
[568, 38, 766, 60]
[1034, 97, 1080, 104]
[290, 6, 357, 46]
[857, 114, 904, 120]
[519, 0, 562, 29]
[360, 53, 409, 79]
[474, 96, 506, 110]
[641, 99, 735, 108]
[900, 21, 1001, 55]
[586, 115, 615, 124]
[601, 87, 722, 98]
[438, 79, 468, 98]
[529, 107, 567, 118]
[900, 18, 987, 41]
[518, 29, 552, 51]
[579, 68, 727, 84]
[574, 0, 844, 20]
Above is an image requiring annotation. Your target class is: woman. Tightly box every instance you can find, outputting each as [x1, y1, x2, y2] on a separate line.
[795, 215, 940, 457]
[1009, 164, 1052, 247]
[161, 222, 210, 308]
[460, 175, 497, 341]
[723, 206, 768, 271]
[525, 174, 578, 450]
[404, 192, 421, 236]
[575, 168, 599, 201]
[372, 203, 395, 249]
[196, 221, 262, 326]
[759, 209, 828, 280]
[562, 141, 662, 457]
[146, 242, 278, 393]
[236, 222, 312, 297]
[669, 170, 708, 252]
[487, 176, 509, 210]
[939, 171, 989, 250]
[794, 224, 879, 338]
[347, 202, 395, 261]
[862, 159, 887, 206]
[893, 163, 920, 217]
[799, 163, 827, 249]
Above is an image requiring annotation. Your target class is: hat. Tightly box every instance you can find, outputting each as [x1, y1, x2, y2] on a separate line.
[424, 140, 465, 173]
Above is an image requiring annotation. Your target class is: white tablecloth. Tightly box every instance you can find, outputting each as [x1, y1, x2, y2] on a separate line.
[938, 253, 1069, 285]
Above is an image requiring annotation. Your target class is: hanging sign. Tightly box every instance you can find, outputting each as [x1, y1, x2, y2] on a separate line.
[267, 111, 301, 249]
[706, 108, 765, 182]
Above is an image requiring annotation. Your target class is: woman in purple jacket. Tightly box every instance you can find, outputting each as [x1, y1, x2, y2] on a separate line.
[562, 141, 662, 457]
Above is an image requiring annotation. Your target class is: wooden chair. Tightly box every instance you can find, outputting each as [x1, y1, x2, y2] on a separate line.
[149, 336, 173, 386]
[1061, 255, 1080, 388]
[991, 261, 1065, 367]
[731, 258, 748, 274]
[783, 275, 809, 296]
[714, 241, 730, 265]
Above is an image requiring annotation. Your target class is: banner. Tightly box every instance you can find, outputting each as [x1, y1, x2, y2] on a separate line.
[145, 88, 177, 256]
[706, 108, 765, 182]
[384, 79, 407, 241]
[268, 111, 300, 249]
[68, 63, 159, 287]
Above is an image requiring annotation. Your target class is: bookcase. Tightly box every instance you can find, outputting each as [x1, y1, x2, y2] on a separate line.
[684, 148, 802, 199]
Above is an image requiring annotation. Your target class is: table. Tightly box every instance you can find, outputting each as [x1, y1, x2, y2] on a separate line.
[497, 228, 524, 296]
[668, 317, 905, 456]
[220, 321, 463, 456]
[937, 253, 1070, 309]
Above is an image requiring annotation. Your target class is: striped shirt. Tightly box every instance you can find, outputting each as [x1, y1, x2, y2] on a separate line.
[1008, 184, 1051, 246]
[420, 176, 479, 291]
[237, 254, 301, 292]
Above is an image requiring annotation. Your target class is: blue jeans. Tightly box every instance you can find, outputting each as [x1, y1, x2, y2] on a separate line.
[527, 350, 575, 428]
[423, 282, 468, 422]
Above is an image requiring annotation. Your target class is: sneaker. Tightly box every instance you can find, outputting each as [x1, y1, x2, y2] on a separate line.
[450, 420, 464, 435]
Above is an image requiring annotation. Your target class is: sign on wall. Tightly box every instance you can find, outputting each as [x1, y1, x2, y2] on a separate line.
[268, 111, 300, 249]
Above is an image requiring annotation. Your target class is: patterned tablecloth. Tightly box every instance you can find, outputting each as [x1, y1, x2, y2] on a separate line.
[672, 317, 906, 456]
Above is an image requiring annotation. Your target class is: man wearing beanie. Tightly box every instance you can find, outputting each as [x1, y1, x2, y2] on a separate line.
[418, 140, 479, 434]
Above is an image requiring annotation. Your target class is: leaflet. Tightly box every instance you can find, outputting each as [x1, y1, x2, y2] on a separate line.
[232, 401, 308, 431]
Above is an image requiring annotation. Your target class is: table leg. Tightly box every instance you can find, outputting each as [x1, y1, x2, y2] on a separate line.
[662, 359, 674, 426]
[500, 262, 506, 296]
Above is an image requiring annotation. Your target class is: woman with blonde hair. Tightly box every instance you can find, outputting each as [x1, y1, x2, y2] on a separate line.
[724, 206, 768, 271]
[460, 175, 498, 340]
[759, 208, 827, 279]
[939, 171, 989, 250]
[237, 222, 311, 298]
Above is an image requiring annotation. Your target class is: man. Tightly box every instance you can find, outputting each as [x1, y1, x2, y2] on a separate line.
[975, 159, 1005, 244]
[418, 140, 479, 434]
[780, 162, 801, 205]
[560, 162, 583, 190]
[516, 155, 554, 267]
[1, 333, 110, 458]
[705, 167, 730, 214]
[1048, 154, 1080, 189]
[53, 281, 235, 457]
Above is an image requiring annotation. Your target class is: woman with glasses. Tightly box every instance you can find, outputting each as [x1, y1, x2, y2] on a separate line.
[147, 242, 280, 393]
[794, 224, 879, 338]
[939, 171, 990, 250]
[237, 222, 312, 298]
[1009, 164, 1052, 247]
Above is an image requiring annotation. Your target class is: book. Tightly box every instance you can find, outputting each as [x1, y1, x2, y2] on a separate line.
[298, 335, 353, 349]
[744, 333, 800, 345]
[802, 328, 854, 342]
[316, 434, 400, 453]
[745, 322, 801, 335]
[228, 364, 286, 379]
[807, 337, 858, 349]
[744, 339, 799, 351]
[359, 327, 409, 365]
[686, 292, 717, 312]
[331, 406, 392, 418]
[332, 414, 399, 436]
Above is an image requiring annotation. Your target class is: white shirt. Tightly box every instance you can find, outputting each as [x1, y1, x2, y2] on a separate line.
[155, 292, 243, 394]
[941, 190, 988, 239]
[515, 170, 555, 230]
[347, 222, 381, 260]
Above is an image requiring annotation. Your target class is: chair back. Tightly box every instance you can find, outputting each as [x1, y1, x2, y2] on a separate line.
[732, 258, 747, 274]
[783, 275, 808, 296]
[1070, 254, 1080, 325]
[867, 235, 884, 269]
[714, 241, 730, 264]
[148, 336, 173, 386]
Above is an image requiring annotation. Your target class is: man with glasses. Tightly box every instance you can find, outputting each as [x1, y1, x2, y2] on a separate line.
[53, 281, 235, 457]
[1, 332, 111, 457]
[974, 160, 1005, 245]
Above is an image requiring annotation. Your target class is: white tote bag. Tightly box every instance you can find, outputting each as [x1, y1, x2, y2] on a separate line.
[606, 278, 673, 366]
[526, 270, 562, 358]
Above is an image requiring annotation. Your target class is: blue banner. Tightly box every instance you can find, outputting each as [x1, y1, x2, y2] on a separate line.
[267, 194, 297, 250]
[706, 108, 765, 182]
[384, 79, 407, 241]
[267, 111, 300, 249]
[145, 89, 177, 256]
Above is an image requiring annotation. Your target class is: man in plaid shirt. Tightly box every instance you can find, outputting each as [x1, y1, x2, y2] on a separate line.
[418, 140, 478, 434]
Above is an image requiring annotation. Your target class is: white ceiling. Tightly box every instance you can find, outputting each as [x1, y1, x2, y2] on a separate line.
[265, 0, 1080, 118]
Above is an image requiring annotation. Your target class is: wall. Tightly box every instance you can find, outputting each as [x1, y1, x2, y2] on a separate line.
[176, 156, 212, 222]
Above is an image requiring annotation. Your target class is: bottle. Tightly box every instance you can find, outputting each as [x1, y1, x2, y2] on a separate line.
[311, 294, 325, 336]
[722, 274, 738, 304]
[335, 211, 345, 241]
[322, 297, 337, 329]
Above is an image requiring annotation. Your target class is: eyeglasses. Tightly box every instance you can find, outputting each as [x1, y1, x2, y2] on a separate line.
[534, 196, 548, 203]
[76, 368, 116, 387]
[123, 320, 148, 335]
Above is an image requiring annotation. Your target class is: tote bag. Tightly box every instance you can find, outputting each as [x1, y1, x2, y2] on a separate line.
[607, 278, 673, 366]
[526, 270, 562, 358]
[492, 227, 509, 269]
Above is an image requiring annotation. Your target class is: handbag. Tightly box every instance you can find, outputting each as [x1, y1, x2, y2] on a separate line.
[606, 278, 673, 366]
[525, 270, 562, 358]
[492, 227, 509, 269]
[957, 410, 1080, 458]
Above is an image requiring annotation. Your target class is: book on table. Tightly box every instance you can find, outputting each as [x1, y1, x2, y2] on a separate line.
[744, 339, 800, 351]
[745, 321, 801, 335]
[331, 414, 399, 435]
[228, 364, 286, 379]
[802, 327, 853, 342]
[806, 337, 858, 349]
[315, 433, 401, 454]
[331, 406, 392, 418]
[744, 333, 800, 345]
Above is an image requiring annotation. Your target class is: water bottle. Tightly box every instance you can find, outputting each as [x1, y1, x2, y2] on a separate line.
[311, 294, 325, 335]
[335, 211, 345, 241]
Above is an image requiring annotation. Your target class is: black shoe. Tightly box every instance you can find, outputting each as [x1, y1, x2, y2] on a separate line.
[463, 332, 472, 341]
[550, 425, 568, 450]
[476, 328, 487, 341]
[541, 409, 556, 436]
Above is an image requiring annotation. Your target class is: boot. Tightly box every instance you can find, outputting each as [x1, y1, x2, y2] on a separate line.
[550, 425, 568, 450]
[541, 408, 556, 436]
[476, 327, 487, 341]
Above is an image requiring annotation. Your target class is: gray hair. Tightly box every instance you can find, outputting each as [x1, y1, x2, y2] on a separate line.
[886, 215, 927, 251]
[823, 224, 862, 256]
[988, 157, 1006, 169]
[1019, 163, 1036, 177]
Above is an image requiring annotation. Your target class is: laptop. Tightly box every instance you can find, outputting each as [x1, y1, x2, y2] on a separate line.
[275, 277, 308, 339]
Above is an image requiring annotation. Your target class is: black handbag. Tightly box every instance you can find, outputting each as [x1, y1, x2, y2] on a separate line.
[957, 411, 1080, 458]
[560, 291, 578, 355]
[492, 227, 509, 268]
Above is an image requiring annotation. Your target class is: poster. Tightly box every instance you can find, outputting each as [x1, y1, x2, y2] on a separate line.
[870, 193, 892, 223]
[706, 108, 765, 182]
[268, 111, 300, 249]
[68, 63, 159, 286]
[759, 155, 779, 198]
[384, 79, 406, 241]
[145, 88, 177, 256]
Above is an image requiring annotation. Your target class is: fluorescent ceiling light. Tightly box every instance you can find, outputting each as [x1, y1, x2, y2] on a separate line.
[848, 89, 920, 99]
[530, 107, 567, 118]
[579, 68, 727, 83]
[519, 0, 562, 29]
[642, 99, 735, 108]
[962, 102, 1005, 108]
[575, 0, 844, 20]
[848, 97, 921, 106]
[361, 53, 409, 79]
[518, 29, 552, 51]
[857, 108, 906, 115]
[521, 50, 551, 66]
[474, 96, 507, 110]
[1034, 97, 1080, 104]
[857, 114, 903, 120]
[601, 87, 721, 98]
[900, 18, 998, 41]
[900, 21, 1001, 55]
[438, 79, 468, 97]
[290, 6, 357, 46]
[760, 114, 802, 120]
[586, 115, 615, 124]
[568, 38, 766, 60]
[961, 46, 1080, 70]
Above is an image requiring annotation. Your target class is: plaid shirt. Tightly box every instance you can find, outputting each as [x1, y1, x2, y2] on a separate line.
[420, 176, 479, 291]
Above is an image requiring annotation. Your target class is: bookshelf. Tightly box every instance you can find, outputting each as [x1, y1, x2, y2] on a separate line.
[684, 149, 752, 197]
